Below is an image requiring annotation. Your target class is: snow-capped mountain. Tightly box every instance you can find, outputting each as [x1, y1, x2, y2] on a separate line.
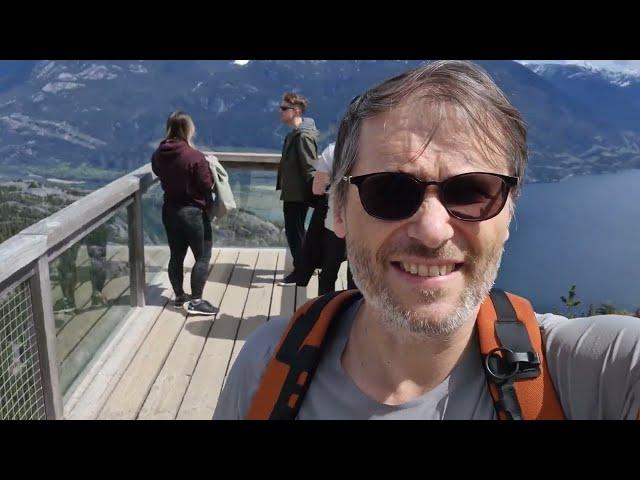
[523, 62, 640, 132]
[527, 62, 640, 88]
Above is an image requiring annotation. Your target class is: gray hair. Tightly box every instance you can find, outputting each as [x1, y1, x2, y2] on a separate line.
[330, 60, 528, 210]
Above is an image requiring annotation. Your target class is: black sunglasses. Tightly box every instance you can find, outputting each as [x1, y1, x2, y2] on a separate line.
[343, 171, 518, 222]
[279, 105, 295, 111]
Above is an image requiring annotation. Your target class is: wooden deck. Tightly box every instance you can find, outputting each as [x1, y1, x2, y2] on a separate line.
[63, 247, 348, 420]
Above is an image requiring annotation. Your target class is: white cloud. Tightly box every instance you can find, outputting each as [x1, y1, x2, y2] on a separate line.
[234, 60, 250, 66]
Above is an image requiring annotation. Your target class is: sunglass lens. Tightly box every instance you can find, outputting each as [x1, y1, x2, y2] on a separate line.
[359, 173, 423, 220]
[444, 173, 508, 220]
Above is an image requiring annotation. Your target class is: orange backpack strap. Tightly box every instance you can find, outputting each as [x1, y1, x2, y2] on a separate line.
[246, 289, 363, 420]
[477, 288, 565, 420]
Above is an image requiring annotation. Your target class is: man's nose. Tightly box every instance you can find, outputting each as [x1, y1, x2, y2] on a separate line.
[405, 190, 454, 250]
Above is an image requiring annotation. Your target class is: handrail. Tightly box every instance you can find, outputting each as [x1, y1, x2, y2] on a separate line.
[0, 163, 156, 287]
[207, 151, 280, 164]
[0, 151, 282, 287]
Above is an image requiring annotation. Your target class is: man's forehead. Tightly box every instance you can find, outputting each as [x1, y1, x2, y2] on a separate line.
[359, 102, 506, 171]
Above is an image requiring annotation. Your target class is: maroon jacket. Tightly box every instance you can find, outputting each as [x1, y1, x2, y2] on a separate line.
[151, 138, 214, 210]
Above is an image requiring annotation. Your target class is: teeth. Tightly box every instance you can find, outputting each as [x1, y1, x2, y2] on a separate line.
[401, 263, 455, 277]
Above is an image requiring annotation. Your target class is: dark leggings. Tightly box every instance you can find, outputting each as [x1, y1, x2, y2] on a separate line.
[162, 205, 212, 299]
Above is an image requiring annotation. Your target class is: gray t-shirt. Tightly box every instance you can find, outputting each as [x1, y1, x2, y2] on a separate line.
[213, 299, 640, 420]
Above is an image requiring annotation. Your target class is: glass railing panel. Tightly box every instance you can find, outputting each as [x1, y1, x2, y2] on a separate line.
[49, 209, 133, 398]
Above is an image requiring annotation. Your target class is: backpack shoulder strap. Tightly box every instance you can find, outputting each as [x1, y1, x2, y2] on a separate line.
[477, 288, 565, 420]
[246, 289, 362, 420]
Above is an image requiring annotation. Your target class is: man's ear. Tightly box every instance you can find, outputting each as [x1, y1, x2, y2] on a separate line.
[504, 201, 515, 243]
[334, 204, 346, 239]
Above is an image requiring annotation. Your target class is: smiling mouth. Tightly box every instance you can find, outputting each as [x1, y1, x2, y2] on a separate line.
[391, 261, 463, 278]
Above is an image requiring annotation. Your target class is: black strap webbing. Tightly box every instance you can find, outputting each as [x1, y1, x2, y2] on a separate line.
[275, 290, 342, 364]
[270, 290, 363, 419]
[485, 289, 541, 420]
[490, 289, 535, 354]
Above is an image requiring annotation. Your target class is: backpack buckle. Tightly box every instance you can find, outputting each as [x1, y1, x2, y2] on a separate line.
[484, 347, 541, 382]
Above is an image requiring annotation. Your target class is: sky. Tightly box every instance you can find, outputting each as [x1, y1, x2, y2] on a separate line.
[233, 60, 640, 73]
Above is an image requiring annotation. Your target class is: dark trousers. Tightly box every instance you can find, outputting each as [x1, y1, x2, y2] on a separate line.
[318, 228, 346, 295]
[317, 231, 358, 294]
[162, 204, 212, 299]
[283, 201, 309, 272]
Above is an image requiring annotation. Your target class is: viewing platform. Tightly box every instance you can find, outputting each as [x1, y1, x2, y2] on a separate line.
[0, 152, 346, 419]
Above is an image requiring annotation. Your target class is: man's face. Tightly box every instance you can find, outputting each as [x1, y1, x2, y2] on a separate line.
[334, 101, 513, 338]
[279, 101, 299, 126]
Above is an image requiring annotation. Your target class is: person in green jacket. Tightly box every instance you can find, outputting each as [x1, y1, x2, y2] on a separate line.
[276, 92, 319, 285]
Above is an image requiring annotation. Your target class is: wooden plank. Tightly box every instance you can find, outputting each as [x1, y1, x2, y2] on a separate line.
[207, 151, 280, 164]
[269, 249, 295, 320]
[227, 249, 278, 378]
[176, 249, 258, 420]
[97, 250, 203, 420]
[296, 268, 318, 310]
[0, 234, 47, 286]
[64, 247, 190, 419]
[137, 249, 238, 420]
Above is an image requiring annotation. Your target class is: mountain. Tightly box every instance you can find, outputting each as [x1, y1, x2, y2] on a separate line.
[523, 62, 640, 131]
[0, 60, 239, 179]
[1, 60, 639, 184]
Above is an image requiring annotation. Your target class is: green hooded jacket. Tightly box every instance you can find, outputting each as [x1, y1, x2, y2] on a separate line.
[276, 117, 319, 202]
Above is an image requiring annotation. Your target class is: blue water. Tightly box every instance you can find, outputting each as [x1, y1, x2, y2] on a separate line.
[495, 169, 640, 313]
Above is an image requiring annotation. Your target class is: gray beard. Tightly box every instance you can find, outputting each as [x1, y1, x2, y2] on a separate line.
[347, 232, 505, 340]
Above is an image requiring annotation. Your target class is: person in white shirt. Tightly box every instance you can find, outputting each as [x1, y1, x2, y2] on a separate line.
[313, 142, 355, 294]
